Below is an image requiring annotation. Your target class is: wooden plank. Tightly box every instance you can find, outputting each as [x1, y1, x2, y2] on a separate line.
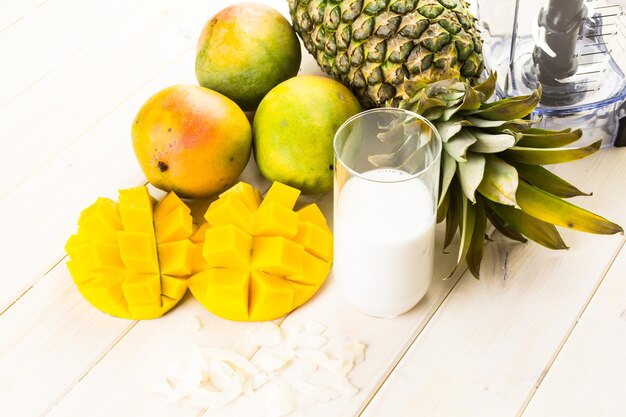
[521, 241, 626, 417]
[0, 0, 48, 32]
[0, 0, 149, 106]
[359, 147, 626, 417]
[0, 0, 206, 199]
[0, 49, 196, 313]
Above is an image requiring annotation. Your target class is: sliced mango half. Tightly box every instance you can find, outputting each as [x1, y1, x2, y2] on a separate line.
[65, 187, 195, 319]
[189, 181, 333, 322]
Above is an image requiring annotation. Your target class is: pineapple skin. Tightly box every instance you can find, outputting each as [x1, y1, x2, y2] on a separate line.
[288, 0, 484, 108]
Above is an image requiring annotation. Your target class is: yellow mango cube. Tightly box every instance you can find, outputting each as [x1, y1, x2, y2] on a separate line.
[204, 195, 254, 234]
[248, 270, 294, 321]
[154, 192, 190, 221]
[297, 204, 331, 232]
[64, 233, 89, 261]
[157, 240, 194, 276]
[154, 192, 193, 243]
[72, 241, 124, 271]
[161, 275, 188, 300]
[190, 223, 209, 243]
[252, 202, 298, 238]
[117, 187, 155, 233]
[219, 181, 261, 211]
[66, 260, 91, 286]
[251, 236, 304, 276]
[193, 268, 249, 321]
[121, 273, 162, 306]
[291, 282, 319, 309]
[190, 241, 209, 274]
[203, 225, 252, 268]
[127, 300, 164, 320]
[79, 274, 126, 305]
[77, 198, 122, 243]
[293, 221, 333, 263]
[259, 181, 300, 210]
[286, 251, 331, 287]
[154, 206, 193, 243]
[118, 231, 159, 273]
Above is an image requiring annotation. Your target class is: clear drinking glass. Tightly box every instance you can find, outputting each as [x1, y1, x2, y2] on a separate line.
[333, 108, 442, 318]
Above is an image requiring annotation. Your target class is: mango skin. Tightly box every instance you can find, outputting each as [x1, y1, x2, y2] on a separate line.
[253, 75, 362, 194]
[132, 85, 252, 198]
[195, 3, 301, 111]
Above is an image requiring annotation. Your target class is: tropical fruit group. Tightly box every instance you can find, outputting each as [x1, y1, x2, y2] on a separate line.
[288, 0, 484, 108]
[196, 3, 302, 111]
[253, 75, 362, 194]
[189, 181, 333, 321]
[132, 85, 252, 198]
[65, 187, 194, 319]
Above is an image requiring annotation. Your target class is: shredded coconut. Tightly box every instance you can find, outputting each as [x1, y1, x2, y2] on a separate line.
[153, 320, 367, 415]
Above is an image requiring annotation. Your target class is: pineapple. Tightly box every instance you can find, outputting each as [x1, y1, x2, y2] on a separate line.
[289, 0, 623, 278]
[288, 0, 484, 108]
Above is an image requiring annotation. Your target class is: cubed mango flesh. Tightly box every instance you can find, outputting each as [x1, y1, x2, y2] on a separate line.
[297, 204, 331, 232]
[118, 231, 159, 273]
[202, 225, 252, 268]
[118, 187, 155, 233]
[259, 181, 300, 210]
[248, 270, 294, 321]
[204, 194, 254, 234]
[77, 198, 122, 243]
[219, 181, 261, 211]
[153, 192, 193, 244]
[252, 202, 298, 238]
[189, 268, 249, 321]
[293, 221, 333, 263]
[189, 181, 332, 322]
[157, 240, 194, 276]
[65, 186, 195, 320]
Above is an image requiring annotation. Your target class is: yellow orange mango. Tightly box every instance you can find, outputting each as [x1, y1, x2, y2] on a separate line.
[65, 186, 195, 320]
[189, 181, 333, 322]
[131, 85, 252, 198]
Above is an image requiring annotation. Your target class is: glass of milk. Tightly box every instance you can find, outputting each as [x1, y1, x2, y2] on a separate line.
[333, 108, 442, 318]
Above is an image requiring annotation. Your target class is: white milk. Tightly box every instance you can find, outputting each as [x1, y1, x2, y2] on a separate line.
[333, 168, 436, 318]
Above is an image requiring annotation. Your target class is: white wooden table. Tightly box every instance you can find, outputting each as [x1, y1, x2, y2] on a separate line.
[2, 1, 626, 416]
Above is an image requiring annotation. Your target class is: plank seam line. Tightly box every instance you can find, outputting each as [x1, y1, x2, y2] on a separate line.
[0, 15, 24, 34]
[0, 0, 50, 33]
[356, 265, 468, 416]
[0, 284, 34, 316]
[41, 320, 139, 417]
[0, 0, 149, 111]
[0, 254, 71, 316]
[0, 41, 192, 202]
[515, 236, 626, 417]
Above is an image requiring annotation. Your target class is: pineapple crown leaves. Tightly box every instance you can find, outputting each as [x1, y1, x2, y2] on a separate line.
[376, 73, 623, 279]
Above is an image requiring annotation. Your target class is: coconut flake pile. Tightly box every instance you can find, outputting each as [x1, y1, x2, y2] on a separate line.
[152, 320, 366, 416]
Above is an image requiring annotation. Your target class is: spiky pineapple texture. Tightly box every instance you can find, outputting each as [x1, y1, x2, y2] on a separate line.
[288, 0, 484, 108]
